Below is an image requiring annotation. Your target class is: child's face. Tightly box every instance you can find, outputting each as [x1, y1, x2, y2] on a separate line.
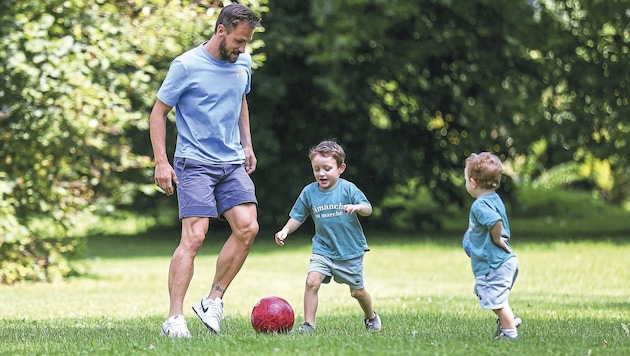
[311, 153, 346, 191]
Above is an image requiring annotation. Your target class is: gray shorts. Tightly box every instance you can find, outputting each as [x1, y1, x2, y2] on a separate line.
[308, 254, 365, 290]
[474, 256, 519, 310]
[173, 157, 257, 219]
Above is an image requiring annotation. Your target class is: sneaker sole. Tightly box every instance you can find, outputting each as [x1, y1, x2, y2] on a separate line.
[160, 327, 191, 338]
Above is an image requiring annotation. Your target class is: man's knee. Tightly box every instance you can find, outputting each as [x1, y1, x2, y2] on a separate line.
[226, 204, 259, 242]
[180, 217, 210, 251]
[180, 230, 205, 252]
[244, 219, 260, 238]
[234, 219, 259, 246]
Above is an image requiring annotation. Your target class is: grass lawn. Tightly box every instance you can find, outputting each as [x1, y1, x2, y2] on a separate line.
[0, 218, 629, 355]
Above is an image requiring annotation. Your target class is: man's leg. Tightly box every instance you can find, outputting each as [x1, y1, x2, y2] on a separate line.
[168, 217, 209, 317]
[208, 203, 258, 298]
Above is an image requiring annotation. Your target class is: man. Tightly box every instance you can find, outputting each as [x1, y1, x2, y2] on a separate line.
[149, 4, 262, 338]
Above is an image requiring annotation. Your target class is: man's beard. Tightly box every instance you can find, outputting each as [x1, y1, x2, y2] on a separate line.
[219, 38, 238, 63]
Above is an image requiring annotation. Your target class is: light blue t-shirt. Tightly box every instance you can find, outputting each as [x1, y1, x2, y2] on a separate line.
[289, 179, 371, 260]
[467, 192, 515, 276]
[157, 42, 252, 164]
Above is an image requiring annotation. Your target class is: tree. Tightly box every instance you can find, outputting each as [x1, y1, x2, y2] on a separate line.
[250, 0, 629, 229]
[1, 0, 150, 283]
[524, 0, 629, 203]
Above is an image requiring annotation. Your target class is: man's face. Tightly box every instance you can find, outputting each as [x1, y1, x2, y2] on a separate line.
[218, 23, 254, 63]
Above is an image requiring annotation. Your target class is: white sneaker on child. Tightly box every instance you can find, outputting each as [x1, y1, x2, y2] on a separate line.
[364, 311, 382, 331]
[493, 315, 522, 339]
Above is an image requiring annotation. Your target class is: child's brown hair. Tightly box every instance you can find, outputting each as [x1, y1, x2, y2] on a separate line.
[308, 140, 346, 168]
[466, 152, 503, 190]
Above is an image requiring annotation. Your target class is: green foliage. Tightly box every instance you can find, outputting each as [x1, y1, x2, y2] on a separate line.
[377, 179, 442, 230]
[0, 0, 151, 283]
[514, 185, 612, 218]
[252, 0, 630, 230]
[0, 178, 84, 283]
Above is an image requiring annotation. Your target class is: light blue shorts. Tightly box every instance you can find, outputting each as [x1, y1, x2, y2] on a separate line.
[474, 256, 519, 310]
[308, 254, 365, 290]
[174, 157, 257, 219]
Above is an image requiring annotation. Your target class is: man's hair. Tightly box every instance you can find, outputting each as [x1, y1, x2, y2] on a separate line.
[215, 4, 262, 33]
[308, 140, 346, 168]
[465, 152, 503, 190]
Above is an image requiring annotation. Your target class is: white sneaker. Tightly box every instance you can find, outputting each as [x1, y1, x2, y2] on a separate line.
[161, 315, 191, 338]
[364, 311, 382, 331]
[192, 297, 223, 334]
[494, 315, 522, 339]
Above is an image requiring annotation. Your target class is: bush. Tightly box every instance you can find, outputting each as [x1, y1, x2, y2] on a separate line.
[513, 185, 612, 218]
[0, 200, 84, 284]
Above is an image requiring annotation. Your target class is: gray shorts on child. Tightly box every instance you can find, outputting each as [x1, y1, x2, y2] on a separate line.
[474, 256, 519, 310]
[308, 254, 365, 290]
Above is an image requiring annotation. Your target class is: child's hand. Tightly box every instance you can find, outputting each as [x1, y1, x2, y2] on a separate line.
[497, 237, 512, 253]
[343, 204, 360, 214]
[275, 229, 288, 247]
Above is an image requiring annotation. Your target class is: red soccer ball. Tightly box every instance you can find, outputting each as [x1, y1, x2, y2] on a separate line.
[251, 296, 295, 333]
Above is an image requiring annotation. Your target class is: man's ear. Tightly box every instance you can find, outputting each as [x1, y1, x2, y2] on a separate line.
[217, 24, 226, 37]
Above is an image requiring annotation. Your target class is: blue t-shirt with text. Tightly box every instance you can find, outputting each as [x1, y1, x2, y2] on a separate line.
[289, 179, 371, 260]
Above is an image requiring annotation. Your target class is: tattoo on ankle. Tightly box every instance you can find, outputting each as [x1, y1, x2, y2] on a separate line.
[214, 285, 225, 293]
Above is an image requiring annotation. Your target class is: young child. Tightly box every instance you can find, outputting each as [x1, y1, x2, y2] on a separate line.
[275, 140, 382, 332]
[463, 152, 521, 340]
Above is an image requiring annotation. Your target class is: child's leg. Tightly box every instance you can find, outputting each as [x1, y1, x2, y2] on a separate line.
[304, 271, 325, 324]
[494, 305, 519, 338]
[494, 305, 516, 330]
[350, 287, 376, 319]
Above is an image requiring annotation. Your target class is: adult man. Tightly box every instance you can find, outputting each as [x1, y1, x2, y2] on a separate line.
[149, 4, 262, 338]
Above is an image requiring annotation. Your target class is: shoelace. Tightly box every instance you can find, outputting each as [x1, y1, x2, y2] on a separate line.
[170, 316, 187, 326]
[205, 300, 223, 317]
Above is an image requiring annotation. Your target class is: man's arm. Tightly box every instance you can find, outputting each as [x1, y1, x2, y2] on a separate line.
[149, 99, 177, 196]
[238, 95, 257, 174]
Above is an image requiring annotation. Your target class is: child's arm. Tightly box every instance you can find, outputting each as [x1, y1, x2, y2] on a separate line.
[275, 218, 304, 246]
[490, 221, 512, 253]
[343, 204, 372, 217]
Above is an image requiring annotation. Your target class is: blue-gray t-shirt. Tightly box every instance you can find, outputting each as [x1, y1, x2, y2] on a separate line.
[467, 192, 515, 276]
[157, 42, 252, 164]
[289, 179, 371, 260]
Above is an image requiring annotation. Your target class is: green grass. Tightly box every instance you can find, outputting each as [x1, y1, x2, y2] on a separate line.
[1, 220, 629, 355]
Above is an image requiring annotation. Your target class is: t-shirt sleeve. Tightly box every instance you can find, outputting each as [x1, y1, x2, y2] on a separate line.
[473, 200, 501, 229]
[349, 182, 371, 206]
[242, 53, 252, 95]
[289, 188, 311, 223]
[156, 59, 188, 107]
